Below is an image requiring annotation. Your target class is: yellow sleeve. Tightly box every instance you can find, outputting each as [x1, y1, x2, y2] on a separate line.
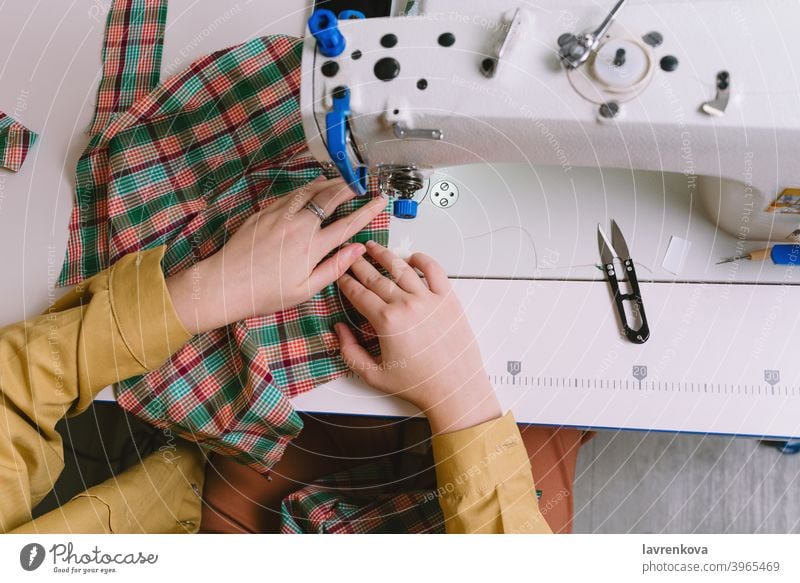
[0, 246, 191, 532]
[10, 441, 205, 534]
[431, 412, 552, 534]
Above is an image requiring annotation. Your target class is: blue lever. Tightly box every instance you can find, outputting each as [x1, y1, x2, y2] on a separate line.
[308, 9, 345, 57]
[326, 87, 367, 195]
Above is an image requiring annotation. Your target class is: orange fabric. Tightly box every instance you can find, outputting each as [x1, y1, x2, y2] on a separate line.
[518, 426, 593, 533]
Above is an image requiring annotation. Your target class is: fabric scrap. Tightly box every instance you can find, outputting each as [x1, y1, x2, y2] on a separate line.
[0, 111, 38, 172]
[280, 460, 445, 534]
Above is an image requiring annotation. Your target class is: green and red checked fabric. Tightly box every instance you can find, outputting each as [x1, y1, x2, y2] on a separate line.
[59, 0, 389, 473]
[0, 111, 38, 172]
[87, 0, 167, 136]
[280, 460, 445, 534]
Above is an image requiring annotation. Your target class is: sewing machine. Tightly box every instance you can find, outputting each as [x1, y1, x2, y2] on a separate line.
[292, 0, 800, 439]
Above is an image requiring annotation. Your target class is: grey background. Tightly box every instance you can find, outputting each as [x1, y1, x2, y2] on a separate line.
[574, 431, 800, 533]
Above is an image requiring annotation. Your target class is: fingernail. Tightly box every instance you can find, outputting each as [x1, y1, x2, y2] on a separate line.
[313, 175, 326, 182]
[350, 243, 366, 255]
[365, 240, 377, 248]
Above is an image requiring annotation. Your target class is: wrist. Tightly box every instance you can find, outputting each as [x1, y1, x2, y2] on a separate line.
[166, 258, 224, 335]
[424, 379, 502, 435]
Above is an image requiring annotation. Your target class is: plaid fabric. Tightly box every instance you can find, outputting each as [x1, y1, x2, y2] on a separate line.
[0, 111, 38, 172]
[280, 460, 445, 534]
[59, 1, 390, 473]
[88, 0, 167, 136]
[280, 459, 543, 534]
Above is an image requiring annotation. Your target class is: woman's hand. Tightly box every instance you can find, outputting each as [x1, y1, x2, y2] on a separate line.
[167, 177, 387, 335]
[334, 242, 502, 435]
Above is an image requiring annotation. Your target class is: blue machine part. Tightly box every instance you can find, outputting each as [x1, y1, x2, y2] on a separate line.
[393, 198, 419, 219]
[308, 9, 346, 57]
[325, 87, 368, 195]
[770, 244, 800, 265]
[770, 440, 800, 454]
[338, 9, 366, 20]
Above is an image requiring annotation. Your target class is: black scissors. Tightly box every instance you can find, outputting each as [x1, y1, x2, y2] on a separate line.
[597, 220, 650, 344]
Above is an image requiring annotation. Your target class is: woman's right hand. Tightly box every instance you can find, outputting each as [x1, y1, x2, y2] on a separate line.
[334, 242, 502, 435]
[167, 177, 386, 335]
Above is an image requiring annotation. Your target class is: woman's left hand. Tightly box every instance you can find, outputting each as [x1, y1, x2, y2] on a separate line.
[167, 177, 387, 334]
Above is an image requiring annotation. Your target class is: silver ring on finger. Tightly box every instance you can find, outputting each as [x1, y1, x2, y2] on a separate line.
[303, 200, 327, 222]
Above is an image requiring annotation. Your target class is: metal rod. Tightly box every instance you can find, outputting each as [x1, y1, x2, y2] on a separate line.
[593, 0, 628, 42]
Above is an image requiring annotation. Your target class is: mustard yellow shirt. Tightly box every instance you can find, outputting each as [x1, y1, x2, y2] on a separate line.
[0, 246, 549, 534]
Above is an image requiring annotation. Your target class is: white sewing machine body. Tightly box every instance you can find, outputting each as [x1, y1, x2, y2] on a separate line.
[293, 0, 800, 439]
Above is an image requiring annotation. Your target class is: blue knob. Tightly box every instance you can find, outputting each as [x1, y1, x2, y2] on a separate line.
[393, 199, 419, 219]
[308, 9, 345, 57]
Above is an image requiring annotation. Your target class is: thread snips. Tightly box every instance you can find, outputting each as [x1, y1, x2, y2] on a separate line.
[597, 220, 650, 344]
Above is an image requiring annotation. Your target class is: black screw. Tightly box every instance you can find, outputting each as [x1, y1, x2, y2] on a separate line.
[599, 102, 620, 118]
[321, 61, 339, 77]
[374, 57, 401, 81]
[438, 32, 456, 47]
[480, 57, 496, 76]
[613, 48, 626, 67]
[660, 55, 679, 72]
[557, 33, 576, 47]
[417, 78, 428, 90]
[381, 33, 398, 48]
[351, 50, 362, 60]
[642, 31, 663, 47]
[332, 86, 347, 100]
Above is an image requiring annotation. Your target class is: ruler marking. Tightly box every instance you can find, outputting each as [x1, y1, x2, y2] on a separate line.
[494, 375, 800, 400]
